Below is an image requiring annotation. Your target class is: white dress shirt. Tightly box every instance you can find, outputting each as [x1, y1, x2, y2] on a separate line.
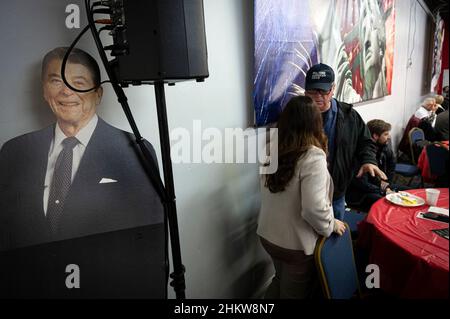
[414, 106, 437, 127]
[43, 115, 98, 215]
[414, 106, 432, 119]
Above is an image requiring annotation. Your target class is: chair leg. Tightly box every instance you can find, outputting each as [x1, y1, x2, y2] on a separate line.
[406, 176, 413, 187]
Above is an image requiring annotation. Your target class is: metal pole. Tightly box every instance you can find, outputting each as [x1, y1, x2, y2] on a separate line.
[154, 82, 186, 299]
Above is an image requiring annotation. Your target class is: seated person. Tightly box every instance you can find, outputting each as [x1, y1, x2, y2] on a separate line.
[434, 110, 449, 141]
[414, 97, 437, 120]
[418, 114, 437, 141]
[415, 97, 438, 141]
[434, 95, 445, 114]
[442, 86, 449, 111]
[420, 108, 449, 142]
[346, 120, 406, 212]
[398, 97, 436, 159]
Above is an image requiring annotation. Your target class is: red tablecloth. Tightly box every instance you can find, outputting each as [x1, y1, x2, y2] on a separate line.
[357, 188, 449, 298]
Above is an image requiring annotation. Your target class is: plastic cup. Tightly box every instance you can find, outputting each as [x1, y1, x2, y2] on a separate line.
[426, 188, 440, 206]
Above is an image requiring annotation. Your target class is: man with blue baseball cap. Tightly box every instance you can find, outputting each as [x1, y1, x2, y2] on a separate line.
[304, 63, 386, 220]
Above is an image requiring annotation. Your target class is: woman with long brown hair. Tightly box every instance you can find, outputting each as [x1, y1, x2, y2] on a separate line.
[257, 95, 346, 299]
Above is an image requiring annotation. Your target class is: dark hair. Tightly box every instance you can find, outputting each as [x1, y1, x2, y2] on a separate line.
[41, 47, 101, 87]
[367, 119, 391, 137]
[265, 95, 328, 193]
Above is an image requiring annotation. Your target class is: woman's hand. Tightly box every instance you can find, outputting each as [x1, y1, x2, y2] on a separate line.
[334, 220, 347, 236]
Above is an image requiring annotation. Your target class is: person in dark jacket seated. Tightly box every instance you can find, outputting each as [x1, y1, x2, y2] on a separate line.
[419, 108, 449, 142]
[346, 120, 406, 212]
[434, 110, 449, 141]
[441, 86, 449, 111]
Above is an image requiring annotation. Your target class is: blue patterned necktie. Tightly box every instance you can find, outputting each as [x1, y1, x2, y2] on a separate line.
[47, 136, 79, 236]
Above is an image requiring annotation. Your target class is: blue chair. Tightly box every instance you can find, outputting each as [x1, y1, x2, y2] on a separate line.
[394, 163, 423, 187]
[314, 223, 361, 299]
[409, 127, 425, 164]
[343, 208, 367, 238]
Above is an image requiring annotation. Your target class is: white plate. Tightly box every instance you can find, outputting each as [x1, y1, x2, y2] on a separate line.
[385, 192, 425, 207]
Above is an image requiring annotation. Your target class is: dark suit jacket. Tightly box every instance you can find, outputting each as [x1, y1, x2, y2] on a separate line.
[0, 118, 164, 251]
[434, 110, 449, 141]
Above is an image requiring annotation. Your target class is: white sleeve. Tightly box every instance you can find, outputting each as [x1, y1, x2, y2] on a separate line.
[299, 148, 335, 237]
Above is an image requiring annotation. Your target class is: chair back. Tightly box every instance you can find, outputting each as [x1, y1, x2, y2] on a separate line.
[409, 128, 425, 164]
[409, 127, 425, 144]
[426, 143, 449, 177]
[314, 223, 360, 299]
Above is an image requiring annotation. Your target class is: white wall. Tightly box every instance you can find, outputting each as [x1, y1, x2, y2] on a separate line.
[0, 0, 435, 298]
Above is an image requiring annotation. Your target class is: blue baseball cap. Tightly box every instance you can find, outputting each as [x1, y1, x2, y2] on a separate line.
[305, 63, 335, 91]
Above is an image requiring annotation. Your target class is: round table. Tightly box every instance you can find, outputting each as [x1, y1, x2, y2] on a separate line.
[357, 188, 449, 298]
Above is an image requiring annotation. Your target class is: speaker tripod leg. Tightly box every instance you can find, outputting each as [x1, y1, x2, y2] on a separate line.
[154, 82, 186, 299]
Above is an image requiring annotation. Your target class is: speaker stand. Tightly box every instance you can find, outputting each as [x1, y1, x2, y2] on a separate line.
[154, 82, 186, 299]
[85, 0, 186, 297]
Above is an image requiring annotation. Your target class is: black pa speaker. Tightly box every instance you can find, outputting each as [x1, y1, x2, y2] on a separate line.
[109, 0, 209, 85]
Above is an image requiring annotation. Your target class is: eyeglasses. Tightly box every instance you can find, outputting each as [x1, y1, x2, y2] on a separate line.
[305, 89, 332, 96]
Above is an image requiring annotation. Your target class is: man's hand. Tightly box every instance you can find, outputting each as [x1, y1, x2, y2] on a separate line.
[380, 180, 390, 192]
[357, 163, 387, 180]
[334, 220, 347, 236]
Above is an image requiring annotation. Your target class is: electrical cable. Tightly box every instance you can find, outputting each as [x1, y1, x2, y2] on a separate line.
[84, 0, 181, 299]
[91, 1, 109, 8]
[59, 2, 166, 202]
[59, 0, 175, 298]
[59, 15, 116, 92]
[71, 0, 184, 299]
[60, 25, 99, 93]
[409, 1, 417, 64]
[98, 25, 114, 34]
[402, 1, 414, 132]
[92, 9, 112, 15]
[84, 0, 168, 202]
[87, 1, 172, 291]
[59, 0, 112, 92]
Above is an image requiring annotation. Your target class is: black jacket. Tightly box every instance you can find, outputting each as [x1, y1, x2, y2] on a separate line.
[376, 143, 396, 181]
[346, 142, 396, 202]
[329, 100, 377, 199]
[434, 110, 449, 141]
